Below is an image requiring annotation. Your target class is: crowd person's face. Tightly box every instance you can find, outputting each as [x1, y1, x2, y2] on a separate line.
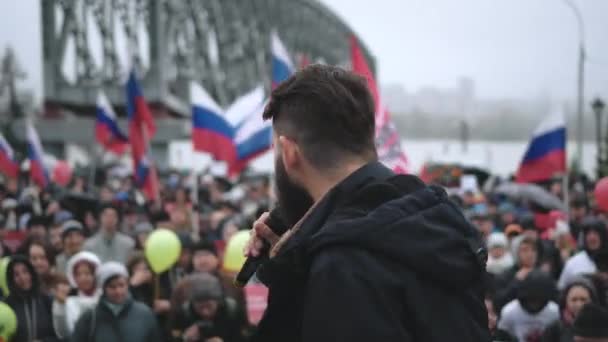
[585, 230, 602, 251]
[501, 212, 516, 226]
[194, 299, 219, 320]
[49, 226, 63, 251]
[13, 263, 33, 291]
[105, 276, 129, 304]
[193, 250, 219, 273]
[274, 151, 314, 228]
[64, 231, 84, 255]
[222, 223, 238, 242]
[463, 193, 476, 207]
[176, 189, 187, 204]
[100, 187, 114, 202]
[518, 243, 537, 268]
[178, 249, 192, 268]
[171, 209, 188, 228]
[489, 246, 506, 259]
[74, 263, 95, 293]
[571, 206, 587, 221]
[29, 244, 50, 275]
[473, 218, 493, 239]
[100, 208, 119, 233]
[523, 229, 539, 241]
[566, 285, 591, 318]
[29, 224, 47, 240]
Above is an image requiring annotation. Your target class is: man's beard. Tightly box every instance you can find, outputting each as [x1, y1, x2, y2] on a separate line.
[274, 157, 314, 228]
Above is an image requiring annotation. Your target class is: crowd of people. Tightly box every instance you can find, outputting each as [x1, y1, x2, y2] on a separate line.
[0, 169, 271, 342]
[0, 166, 607, 342]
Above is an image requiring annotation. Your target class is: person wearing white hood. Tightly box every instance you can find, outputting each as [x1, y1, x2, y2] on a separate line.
[53, 251, 102, 338]
[486, 232, 514, 275]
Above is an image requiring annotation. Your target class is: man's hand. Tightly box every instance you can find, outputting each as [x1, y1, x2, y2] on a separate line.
[244, 212, 280, 258]
[516, 267, 532, 281]
[183, 324, 200, 342]
[154, 299, 171, 313]
[130, 268, 152, 287]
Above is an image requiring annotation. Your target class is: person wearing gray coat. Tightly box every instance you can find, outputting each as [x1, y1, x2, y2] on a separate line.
[70, 261, 162, 342]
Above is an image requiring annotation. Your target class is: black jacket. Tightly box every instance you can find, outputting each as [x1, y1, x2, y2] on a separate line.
[171, 298, 245, 342]
[251, 162, 490, 342]
[5, 255, 59, 342]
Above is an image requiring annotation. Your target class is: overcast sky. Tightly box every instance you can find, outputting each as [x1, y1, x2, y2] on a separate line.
[1, 0, 607, 102]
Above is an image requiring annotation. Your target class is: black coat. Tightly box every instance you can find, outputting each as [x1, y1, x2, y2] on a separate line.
[251, 162, 490, 342]
[5, 256, 59, 342]
[171, 298, 245, 342]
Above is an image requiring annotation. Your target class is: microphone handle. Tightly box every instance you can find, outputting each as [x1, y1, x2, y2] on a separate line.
[233, 210, 287, 288]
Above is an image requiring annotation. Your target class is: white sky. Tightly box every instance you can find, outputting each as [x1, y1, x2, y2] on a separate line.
[0, 0, 607, 102]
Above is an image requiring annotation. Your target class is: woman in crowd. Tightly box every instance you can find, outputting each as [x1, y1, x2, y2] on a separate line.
[19, 238, 57, 296]
[541, 277, 597, 342]
[64, 251, 102, 334]
[494, 236, 539, 312]
[5, 255, 59, 342]
[70, 261, 162, 342]
[486, 232, 514, 275]
[558, 218, 607, 289]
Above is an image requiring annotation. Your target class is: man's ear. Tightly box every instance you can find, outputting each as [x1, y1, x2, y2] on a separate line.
[278, 136, 300, 172]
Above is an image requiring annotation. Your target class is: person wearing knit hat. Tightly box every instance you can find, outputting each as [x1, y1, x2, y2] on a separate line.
[170, 273, 245, 342]
[542, 277, 598, 342]
[486, 233, 514, 275]
[55, 220, 86, 274]
[573, 303, 608, 342]
[54, 251, 102, 336]
[70, 261, 162, 342]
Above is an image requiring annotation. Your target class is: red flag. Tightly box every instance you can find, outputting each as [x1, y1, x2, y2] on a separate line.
[350, 35, 409, 174]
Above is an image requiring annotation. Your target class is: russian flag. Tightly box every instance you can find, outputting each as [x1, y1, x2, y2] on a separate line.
[190, 82, 236, 163]
[225, 87, 269, 176]
[516, 111, 567, 183]
[271, 30, 295, 89]
[26, 122, 49, 188]
[96, 91, 128, 155]
[0, 134, 18, 178]
[126, 68, 159, 201]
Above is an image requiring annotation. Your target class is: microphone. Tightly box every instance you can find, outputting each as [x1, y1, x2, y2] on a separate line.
[234, 209, 288, 288]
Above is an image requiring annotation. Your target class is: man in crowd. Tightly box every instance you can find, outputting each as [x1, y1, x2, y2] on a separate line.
[84, 204, 134, 264]
[55, 220, 86, 274]
[246, 64, 489, 341]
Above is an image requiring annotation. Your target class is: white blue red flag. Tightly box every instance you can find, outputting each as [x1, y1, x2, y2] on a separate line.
[96, 91, 128, 155]
[126, 68, 159, 200]
[26, 121, 49, 188]
[0, 133, 18, 178]
[190, 82, 236, 164]
[516, 111, 566, 183]
[271, 30, 295, 89]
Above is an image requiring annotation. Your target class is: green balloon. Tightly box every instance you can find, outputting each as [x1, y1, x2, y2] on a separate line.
[144, 229, 181, 274]
[0, 302, 17, 340]
[0, 257, 9, 297]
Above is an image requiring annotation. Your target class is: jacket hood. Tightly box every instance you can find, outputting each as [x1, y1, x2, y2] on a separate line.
[517, 270, 557, 303]
[560, 277, 598, 311]
[66, 251, 101, 288]
[6, 255, 40, 296]
[582, 218, 607, 253]
[306, 174, 485, 290]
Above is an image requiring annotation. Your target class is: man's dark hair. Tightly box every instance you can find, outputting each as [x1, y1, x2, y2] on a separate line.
[518, 236, 538, 252]
[263, 64, 377, 170]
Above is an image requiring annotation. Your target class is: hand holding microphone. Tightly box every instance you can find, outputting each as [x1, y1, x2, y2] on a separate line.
[235, 210, 287, 287]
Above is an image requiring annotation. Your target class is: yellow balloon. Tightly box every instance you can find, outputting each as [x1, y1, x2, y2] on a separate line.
[0, 257, 9, 297]
[145, 229, 181, 274]
[0, 302, 17, 340]
[223, 230, 250, 273]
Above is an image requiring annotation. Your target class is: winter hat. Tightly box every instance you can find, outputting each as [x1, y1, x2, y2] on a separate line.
[66, 251, 101, 288]
[189, 273, 223, 302]
[573, 303, 608, 338]
[96, 262, 129, 289]
[61, 219, 85, 240]
[487, 233, 508, 249]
